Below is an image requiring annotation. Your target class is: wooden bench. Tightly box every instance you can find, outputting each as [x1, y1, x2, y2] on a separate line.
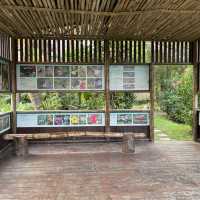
[4, 132, 135, 156]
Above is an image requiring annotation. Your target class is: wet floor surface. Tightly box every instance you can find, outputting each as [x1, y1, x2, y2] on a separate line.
[0, 141, 200, 200]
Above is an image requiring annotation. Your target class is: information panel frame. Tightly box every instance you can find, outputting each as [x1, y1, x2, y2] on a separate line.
[0, 112, 11, 134]
[16, 64, 105, 91]
[110, 111, 150, 126]
[17, 111, 105, 128]
[109, 64, 150, 91]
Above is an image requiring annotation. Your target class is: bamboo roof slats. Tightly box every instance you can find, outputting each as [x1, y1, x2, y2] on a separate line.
[1, 0, 200, 40]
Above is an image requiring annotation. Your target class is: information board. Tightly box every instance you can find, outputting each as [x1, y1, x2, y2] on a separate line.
[17, 112, 105, 127]
[0, 61, 10, 91]
[109, 65, 149, 91]
[16, 65, 104, 91]
[110, 112, 149, 126]
[0, 113, 10, 134]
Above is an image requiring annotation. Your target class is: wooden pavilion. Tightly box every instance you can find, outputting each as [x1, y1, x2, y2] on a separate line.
[0, 0, 200, 153]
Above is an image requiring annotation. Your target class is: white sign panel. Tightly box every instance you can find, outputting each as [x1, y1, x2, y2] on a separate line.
[110, 112, 149, 126]
[17, 112, 105, 127]
[109, 65, 149, 90]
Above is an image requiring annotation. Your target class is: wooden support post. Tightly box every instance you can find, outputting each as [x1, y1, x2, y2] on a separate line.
[149, 64, 154, 141]
[192, 41, 199, 141]
[122, 133, 135, 153]
[104, 40, 110, 134]
[14, 136, 28, 156]
[11, 38, 17, 134]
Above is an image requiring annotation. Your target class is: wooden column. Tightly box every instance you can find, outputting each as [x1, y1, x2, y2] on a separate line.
[149, 63, 154, 141]
[104, 40, 110, 133]
[192, 41, 199, 141]
[11, 38, 17, 134]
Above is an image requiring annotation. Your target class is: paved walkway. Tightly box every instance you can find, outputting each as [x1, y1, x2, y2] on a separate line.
[155, 129, 171, 141]
[1, 141, 200, 199]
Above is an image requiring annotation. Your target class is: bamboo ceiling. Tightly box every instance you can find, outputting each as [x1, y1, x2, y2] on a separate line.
[1, 0, 200, 41]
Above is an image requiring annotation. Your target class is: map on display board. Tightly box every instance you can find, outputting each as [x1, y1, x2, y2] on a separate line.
[110, 112, 149, 126]
[17, 112, 105, 127]
[16, 65, 104, 91]
[109, 65, 149, 91]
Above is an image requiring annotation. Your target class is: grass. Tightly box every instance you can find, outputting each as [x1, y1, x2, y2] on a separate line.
[155, 114, 192, 141]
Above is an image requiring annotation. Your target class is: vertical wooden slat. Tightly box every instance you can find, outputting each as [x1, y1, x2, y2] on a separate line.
[89, 40, 92, 63]
[134, 41, 136, 63]
[30, 39, 33, 62]
[43, 39, 46, 62]
[20, 39, 23, 62]
[84, 40, 87, 63]
[181, 42, 184, 63]
[138, 41, 141, 63]
[125, 41, 128, 62]
[116, 41, 119, 63]
[58, 39, 60, 62]
[172, 42, 175, 63]
[71, 40, 74, 62]
[129, 41, 132, 63]
[98, 40, 102, 63]
[168, 42, 171, 63]
[34, 39, 37, 62]
[48, 39, 51, 62]
[94, 40, 97, 63]
[80, 40, 83, 62]
[66, 40, 70, 62]
[155, 41, 158, 63]
[39, 39, 42, 62]
[25, 38, 28, 62]
[151, 41, 154, 63]
[120, 41, 123, 63]
[143, 41, 145, 63]
[164, 42, 167, 63]
[185, 41, 188, 63]
[160, 42, 163, 63]
[62, 39, 65, 62]
[177, 41, 180, 63]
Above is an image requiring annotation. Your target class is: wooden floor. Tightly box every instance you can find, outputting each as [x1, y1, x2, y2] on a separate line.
[1, 141, 200, 200]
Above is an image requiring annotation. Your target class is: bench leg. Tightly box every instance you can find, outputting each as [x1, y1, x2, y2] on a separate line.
[122, 133, 135, 153]
[14, 137, 29, 157]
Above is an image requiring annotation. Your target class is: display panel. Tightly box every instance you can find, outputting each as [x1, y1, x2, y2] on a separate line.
[0, 61, 10, 91]
[17, 65, 104, 91]
[110, 112, 149, 126]
[0, 113, 10, 134]
[17, 112, 105, 127]
[109, 65, 149, 91]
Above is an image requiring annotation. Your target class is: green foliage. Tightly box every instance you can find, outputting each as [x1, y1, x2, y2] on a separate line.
[40, 93, 62, 110]
[17, 103, 34, 111]
[0, 95, 11, 112]
[79, 93, 104, 110]
[158, 66, 192, 125]
[111, 92, 136, 109]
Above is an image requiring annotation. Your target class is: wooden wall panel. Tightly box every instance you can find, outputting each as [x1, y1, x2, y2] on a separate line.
[152, 41, 192, 64]
[17, 38, 105, 64]
[0, 34, 11, 61]
[109, 40, 148, 64]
